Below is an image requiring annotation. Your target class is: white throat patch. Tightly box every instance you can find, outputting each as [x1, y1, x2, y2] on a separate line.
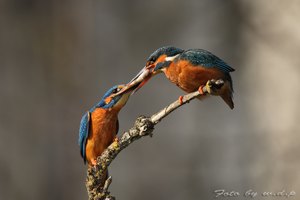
[165, 54, 179, 61]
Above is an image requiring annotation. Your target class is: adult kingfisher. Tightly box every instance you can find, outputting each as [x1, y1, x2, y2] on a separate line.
[78, 84, 136, 166]
[120, 46, 235, 109]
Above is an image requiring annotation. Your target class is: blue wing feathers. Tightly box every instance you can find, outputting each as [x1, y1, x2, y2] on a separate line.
[179, 49, 235, 73]
[79, 111, 91, 164]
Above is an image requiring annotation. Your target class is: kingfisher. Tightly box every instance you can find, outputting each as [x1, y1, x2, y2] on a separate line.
[78, 84, 136, 166]
[120, 46, 235, 109]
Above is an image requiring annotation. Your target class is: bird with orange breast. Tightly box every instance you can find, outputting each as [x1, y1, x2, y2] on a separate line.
[121, 46, 235, 109]
[78, 84, 136, 167]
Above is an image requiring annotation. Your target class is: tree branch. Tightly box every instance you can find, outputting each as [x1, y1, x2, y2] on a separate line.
[85, 79, 224, 200]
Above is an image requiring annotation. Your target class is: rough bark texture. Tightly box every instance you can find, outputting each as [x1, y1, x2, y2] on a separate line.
[86, 80, 224, 200]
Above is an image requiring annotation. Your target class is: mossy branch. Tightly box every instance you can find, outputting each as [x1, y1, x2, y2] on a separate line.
[85, 79, 224, 200]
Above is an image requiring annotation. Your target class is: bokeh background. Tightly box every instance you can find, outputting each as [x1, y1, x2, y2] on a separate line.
[1, 0, 300, 199]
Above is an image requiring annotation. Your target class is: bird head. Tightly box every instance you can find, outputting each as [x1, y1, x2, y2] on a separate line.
[147, 46, 183, 74]
[97, 84, 136, 110]
[115, 46, 184, 95]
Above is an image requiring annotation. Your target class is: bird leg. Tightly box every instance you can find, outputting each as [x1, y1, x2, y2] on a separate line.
[91, 158, 97, 166]
[178, 96, 184, 105]
[113, 136, 119, 143]
[198, 85, 205, 95]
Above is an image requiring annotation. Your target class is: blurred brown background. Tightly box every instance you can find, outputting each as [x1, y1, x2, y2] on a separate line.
[1, 0, 300, 199]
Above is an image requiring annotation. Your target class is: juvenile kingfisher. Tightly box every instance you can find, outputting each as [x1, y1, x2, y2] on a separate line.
[78, 84, 136, 166]
[120, 46, 235, 109]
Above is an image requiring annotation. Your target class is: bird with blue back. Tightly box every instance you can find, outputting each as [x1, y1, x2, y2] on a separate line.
[78, 84, 137, 167]
[118, 46, 235, 109]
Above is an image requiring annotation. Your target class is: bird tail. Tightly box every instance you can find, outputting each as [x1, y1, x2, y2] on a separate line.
[221, 90, 234, 109]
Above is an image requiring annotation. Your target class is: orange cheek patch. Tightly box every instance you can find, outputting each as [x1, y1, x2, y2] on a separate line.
[154, 55, 167, 65]
[104, 97, 112, 104]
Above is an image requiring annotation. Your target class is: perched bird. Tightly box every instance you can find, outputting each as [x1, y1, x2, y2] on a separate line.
[120, 46, 235, 109]
[78, 84, 136, 166]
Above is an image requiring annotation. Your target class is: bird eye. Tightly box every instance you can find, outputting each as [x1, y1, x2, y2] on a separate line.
[147, 61, 154, 66]
[113, 88, 119, 93]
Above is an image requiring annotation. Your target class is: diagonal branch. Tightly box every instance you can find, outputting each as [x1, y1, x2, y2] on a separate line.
[85, 79, 224, 200]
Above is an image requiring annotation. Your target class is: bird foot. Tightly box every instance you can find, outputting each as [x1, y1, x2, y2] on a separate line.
[198, 85, 205, 95]
[112, 136, 120, 149]
[178, 96, 184, 105]
[91, 158, 97, 166]
[113, 136, 119, 143]
[205, 79, 224, 95]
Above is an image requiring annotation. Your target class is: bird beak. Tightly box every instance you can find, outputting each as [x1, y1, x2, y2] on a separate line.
[129, 66, 153, 93]
[113, 64, 155, 97]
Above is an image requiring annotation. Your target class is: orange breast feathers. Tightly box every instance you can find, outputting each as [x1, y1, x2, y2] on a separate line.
[85, 108, 119, 166]
[164, 60, 227, 93]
